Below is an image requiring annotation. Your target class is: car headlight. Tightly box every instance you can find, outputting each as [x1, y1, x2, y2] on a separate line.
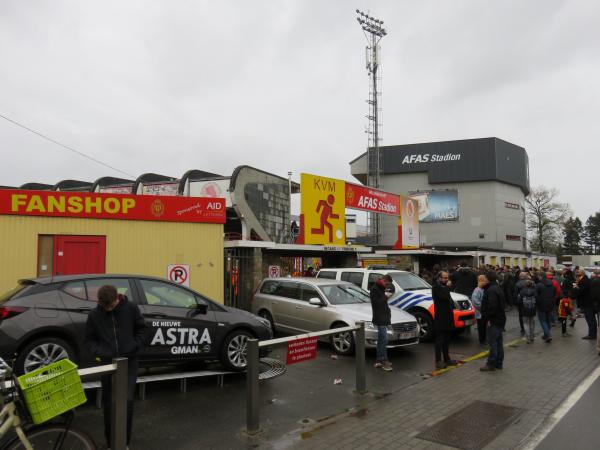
[365, 321, 377, 330]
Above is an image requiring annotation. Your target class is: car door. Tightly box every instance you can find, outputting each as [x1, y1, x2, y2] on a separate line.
[272, 281, 306, 333]
[297, 283, 329, 331]
[135, 278, 218, 362]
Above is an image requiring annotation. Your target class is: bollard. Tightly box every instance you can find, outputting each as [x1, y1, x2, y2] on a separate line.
[111, 357, 128, 450]
[355, 322, 367, 394]
[246, 339, 260, 434]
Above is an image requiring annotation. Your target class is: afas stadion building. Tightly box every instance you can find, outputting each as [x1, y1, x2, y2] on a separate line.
[0, 189, 226, 300]
[351, 137, 556, 269]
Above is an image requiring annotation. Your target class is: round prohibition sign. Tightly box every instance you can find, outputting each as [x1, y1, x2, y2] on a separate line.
[169, 265, 189, 284]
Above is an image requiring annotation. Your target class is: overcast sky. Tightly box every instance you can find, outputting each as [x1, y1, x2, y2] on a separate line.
[1, 0, 598, 221]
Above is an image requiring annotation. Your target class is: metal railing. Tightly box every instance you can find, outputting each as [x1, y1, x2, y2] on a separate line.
[79, 358, 128, 450]
[246, 322, 366, 434]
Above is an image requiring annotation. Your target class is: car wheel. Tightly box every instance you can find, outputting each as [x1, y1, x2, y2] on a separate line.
[329, 323, 355, 356]
[221, 330, 253, 372]
[16, 337, 76, 375]
[411, 310, 434, 342]
[258, 310, 276, 333]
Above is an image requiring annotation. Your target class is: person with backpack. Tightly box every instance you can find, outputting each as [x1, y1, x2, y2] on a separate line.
[536, 272, 557, 343]
[518, 280, 537, 343]
[515, 272, 532, 336]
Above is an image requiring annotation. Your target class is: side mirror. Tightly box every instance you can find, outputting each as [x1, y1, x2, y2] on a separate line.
[195, 302, 208, 315]
[308, 298, 323, 307]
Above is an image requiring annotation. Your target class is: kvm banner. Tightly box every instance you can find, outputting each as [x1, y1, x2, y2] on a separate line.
[298, 173, 419, 249]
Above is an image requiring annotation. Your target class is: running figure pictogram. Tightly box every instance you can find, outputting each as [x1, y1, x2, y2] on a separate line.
[311, 194, 339, 242]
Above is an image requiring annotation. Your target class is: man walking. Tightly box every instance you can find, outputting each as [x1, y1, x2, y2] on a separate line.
[515, 272, 531, 336]
[370, 274, 393, 371]
[432, 271, 458, 369]
[480, 271, 506, 372]
[85, 285, 147, 448]
[536, 272, 556, 342]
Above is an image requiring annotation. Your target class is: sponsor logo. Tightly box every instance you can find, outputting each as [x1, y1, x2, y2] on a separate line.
[151, 199, 165, 217]
[401, 153, 461, 164]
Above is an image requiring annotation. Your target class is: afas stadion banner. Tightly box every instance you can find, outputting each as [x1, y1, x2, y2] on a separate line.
[345, 183, 400, 216]
[0, 189, 226, 224]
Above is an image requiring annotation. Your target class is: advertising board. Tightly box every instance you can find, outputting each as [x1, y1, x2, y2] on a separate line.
[189, 179, 233, 207]
[409, 190, 459, 223]
[345, 183, 400, 216]
[301, 173, 346, 245]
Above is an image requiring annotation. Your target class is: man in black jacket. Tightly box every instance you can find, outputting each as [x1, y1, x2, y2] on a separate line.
[575, 270, 596, 340]
[432, 271, 458, 370]
[591, 270, 600, 354]
[536, 274, 556, 342]
[85, 285, 147, 448]
[370, 275, 393, 371]
[480, 271, 506, 372]
[450, 262, 478, 299]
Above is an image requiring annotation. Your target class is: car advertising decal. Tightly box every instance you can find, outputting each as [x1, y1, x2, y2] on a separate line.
[150, 321, 212, 355]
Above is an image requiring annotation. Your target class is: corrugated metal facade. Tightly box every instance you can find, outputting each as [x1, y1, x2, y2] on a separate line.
[0, 216, 224, 302]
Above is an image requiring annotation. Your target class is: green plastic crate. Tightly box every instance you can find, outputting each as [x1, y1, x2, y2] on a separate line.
[17, 359, 87, 424]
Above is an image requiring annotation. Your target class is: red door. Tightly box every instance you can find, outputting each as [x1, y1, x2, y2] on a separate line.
[53, 235, 106, 276]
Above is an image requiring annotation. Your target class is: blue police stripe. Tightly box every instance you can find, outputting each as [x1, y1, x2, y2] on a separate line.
[390, 293, 420, 307]
[395, 293, 425, 308]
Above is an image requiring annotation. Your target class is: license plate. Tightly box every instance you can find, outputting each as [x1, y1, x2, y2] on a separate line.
[463, 319, 475, 326]
[398, 332, 414, 340]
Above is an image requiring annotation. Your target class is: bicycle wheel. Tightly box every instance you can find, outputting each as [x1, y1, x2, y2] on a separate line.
[5, 425, 96, 450]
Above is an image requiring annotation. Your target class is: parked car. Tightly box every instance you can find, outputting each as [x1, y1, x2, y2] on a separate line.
[252, 278, 419, 356]
[0, 274, 272, 374]
[315, 268, 475, 341]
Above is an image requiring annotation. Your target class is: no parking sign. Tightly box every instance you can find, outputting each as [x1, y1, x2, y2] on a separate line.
[167, 264, 190, 287]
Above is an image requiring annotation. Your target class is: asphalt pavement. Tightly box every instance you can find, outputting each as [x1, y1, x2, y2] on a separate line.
[69, 310, 599, 449]
[535, 375, 600, 450]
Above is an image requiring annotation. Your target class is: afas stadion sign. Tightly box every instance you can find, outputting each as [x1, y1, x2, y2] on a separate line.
[345, 183, 399, 216]
[0, 189, 226, 224]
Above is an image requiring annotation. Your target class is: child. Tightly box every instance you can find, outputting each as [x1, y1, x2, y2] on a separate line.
[558, 291, 575, 336]
[517, 280, 537, 343]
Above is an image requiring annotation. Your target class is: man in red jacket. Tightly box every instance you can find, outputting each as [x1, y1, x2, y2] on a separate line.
[547, 272, 561, 325]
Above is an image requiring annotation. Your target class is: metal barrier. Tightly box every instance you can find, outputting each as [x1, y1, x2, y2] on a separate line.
[246, 322, 366, 434]
[79, 358, 128, 450]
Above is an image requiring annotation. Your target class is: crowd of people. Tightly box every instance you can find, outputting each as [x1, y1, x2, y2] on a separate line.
[430, 262, 600, 372]
[371, 262, 600, 373]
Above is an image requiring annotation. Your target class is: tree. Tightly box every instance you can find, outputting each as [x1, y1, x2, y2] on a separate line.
[563, 216, 584, 255]
[525, 186, 571, 254]
[583, 212, 600, 254]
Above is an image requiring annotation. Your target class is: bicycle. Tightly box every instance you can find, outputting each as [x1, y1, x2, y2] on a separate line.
[0, 358, 96, 450]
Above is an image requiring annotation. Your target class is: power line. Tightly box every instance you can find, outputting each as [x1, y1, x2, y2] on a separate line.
[0, 112, 136, 178]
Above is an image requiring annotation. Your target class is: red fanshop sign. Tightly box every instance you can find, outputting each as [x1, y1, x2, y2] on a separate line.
[345, 183, 400, 216]
[0, 189, 226, 224]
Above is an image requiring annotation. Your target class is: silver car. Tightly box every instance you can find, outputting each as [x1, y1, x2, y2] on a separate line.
[252, 278, 419, 355]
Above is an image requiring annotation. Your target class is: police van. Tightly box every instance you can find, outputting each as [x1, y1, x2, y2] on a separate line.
[316, 268, 475, 341]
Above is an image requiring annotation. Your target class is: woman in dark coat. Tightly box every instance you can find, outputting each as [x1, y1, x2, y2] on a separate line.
[432, 271, 457, 369]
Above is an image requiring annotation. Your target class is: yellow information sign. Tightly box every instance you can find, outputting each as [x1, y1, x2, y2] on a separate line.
[301, 173, 346, 245]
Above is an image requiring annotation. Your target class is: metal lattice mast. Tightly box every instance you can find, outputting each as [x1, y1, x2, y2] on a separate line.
[356, 10, 387, 244]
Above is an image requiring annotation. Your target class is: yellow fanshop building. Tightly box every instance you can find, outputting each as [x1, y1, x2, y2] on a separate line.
[0, 189, 225, 302]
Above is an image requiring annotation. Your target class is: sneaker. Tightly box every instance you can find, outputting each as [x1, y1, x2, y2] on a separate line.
[374, 361, 383, 368]
[582, 336, 594, 340]
[382, 361, 393, 372]
[435, 361, 447, 370]
[445, 359, 459, 366]
[480, 366, 496, 372]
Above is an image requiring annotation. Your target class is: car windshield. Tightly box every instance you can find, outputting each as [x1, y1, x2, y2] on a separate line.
[390, 272, 431, 291]
[0, 283, 30, 304]
[320, 284, 370, 305]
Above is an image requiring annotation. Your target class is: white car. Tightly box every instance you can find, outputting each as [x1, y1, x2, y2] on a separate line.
[316, 268, 476, 341]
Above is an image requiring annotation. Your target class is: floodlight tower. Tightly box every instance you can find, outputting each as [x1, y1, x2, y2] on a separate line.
[356, 9, 387, 244]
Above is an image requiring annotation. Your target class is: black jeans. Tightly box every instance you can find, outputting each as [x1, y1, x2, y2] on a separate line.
[476, 319, 487, 344]
[486, 325, 504, 369]
[435, 330, 451, 362]
[517, 305, 525, 332]
[101, 358, 138, 447]
[583, 307, 597, 338]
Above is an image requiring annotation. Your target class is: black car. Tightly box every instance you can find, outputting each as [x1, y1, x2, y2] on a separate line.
[0, 274, 272, 374]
